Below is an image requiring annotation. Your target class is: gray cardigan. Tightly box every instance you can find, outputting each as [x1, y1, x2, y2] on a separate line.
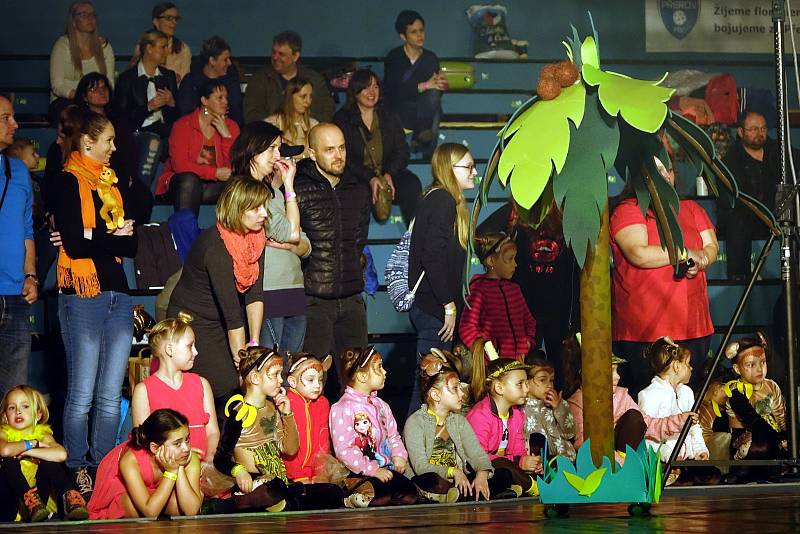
[403, 408, 494, 479]
[263, 191, 311, 291]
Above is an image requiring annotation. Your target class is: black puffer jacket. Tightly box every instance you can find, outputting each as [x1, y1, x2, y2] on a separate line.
[295, 159, 370, 299]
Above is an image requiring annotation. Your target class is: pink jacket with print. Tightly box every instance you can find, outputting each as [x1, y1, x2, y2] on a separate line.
[466, 395, 527, 465]
[329, 387, 408, 476]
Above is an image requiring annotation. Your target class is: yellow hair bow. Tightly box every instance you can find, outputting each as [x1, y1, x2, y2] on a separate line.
[224, 394, 258, 428]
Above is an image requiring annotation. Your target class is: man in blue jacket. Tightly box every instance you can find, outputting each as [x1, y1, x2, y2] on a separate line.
[0, 95, 37, 399]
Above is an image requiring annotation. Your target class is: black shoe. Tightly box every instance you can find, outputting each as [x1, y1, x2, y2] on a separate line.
[72, 467, 94, 502]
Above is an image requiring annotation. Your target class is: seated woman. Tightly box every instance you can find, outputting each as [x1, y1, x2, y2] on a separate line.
[265, 77, 318, 160]
[156, 79, 239, 218]
[333, 69, 422, 225]
[114, 29, 178, 141]
[49, 1, 115, 121]
[131, 3, 191, 84]
[167, 178, 269, 409]
[73, 73, 138, 185]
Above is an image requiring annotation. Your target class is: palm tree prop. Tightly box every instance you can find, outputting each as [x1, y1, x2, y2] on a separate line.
[468, 17, 779, 470]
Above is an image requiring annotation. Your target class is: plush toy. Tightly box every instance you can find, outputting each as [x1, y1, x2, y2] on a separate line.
[97, 166, 125, 231]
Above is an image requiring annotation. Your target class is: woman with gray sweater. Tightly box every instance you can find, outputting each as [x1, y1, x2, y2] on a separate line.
[403, 353, 516, 501]
[230, 121, 310, 353]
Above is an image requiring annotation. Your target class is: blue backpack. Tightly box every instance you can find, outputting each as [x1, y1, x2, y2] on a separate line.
[385, 220, 425, 312]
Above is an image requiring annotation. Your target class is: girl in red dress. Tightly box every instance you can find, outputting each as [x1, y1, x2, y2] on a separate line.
[88, 409, 202, 519]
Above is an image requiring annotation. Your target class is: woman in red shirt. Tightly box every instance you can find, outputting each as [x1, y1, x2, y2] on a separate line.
[610, 157, 719, 396]
[156, 78, 239, 217]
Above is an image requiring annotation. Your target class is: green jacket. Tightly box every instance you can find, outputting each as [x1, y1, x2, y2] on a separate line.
[403, 408, 494, 479]
[243, 63, 335, 124]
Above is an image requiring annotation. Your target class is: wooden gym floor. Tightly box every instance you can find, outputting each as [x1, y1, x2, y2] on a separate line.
[2, 483, 800, 533]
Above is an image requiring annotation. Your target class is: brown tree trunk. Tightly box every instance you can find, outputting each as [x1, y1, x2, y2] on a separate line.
[579, 205, 615, 467]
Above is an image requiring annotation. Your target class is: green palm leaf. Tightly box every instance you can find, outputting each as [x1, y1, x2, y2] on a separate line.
[499, 83, 586, 209]
[554, 91, 619, 267]
[582, 61, 674, 134]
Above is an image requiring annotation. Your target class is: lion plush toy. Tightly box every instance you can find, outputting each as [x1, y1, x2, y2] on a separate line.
[97, 167, 125, 230]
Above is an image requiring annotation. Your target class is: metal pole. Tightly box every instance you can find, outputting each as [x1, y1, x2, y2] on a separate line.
[774, 0, 800, 465]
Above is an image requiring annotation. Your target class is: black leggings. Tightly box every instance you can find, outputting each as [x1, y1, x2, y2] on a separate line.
[0, 458, 71, 503]
[293, 482, 345, 510]
[412, 467, 513, 500]
[491, 458, 536, 494]
[346, 471, 418, 507]
[168, 172, 225, 219]
[614, 409, 647, 452]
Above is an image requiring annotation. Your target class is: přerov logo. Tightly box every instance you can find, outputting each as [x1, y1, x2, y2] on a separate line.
[659, 0, 700, 39]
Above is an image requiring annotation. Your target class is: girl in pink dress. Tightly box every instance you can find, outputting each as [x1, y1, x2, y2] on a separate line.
[88, 409, 202, 519]
[131, 314, 219, 462]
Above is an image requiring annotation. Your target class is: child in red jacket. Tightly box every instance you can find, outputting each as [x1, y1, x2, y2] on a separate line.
[284, 353, 333, 483]
[459, 232, 536, 361]
[466, 358, 542, 497]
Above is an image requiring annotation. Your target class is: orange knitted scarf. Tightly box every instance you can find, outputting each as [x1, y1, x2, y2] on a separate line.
[216, 224, 266, 292]
[57, 151, 124, 298]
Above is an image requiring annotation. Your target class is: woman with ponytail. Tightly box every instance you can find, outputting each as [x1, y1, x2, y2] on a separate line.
[407, 143, 476, 414]
[88, 409, 202, 519]
[53, 109, 137, 496]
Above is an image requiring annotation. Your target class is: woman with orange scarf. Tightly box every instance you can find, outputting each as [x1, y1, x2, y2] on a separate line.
[52, 110, 137, 498]
[167, 178, 270, 410]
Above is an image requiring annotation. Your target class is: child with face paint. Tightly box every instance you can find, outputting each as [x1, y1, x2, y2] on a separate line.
[211, 347, 344, 512]
[280, 352, 348, 509]
[722, 334, 787, 462]
[404, 352, 514, 502]
[284, 352, 332, 482]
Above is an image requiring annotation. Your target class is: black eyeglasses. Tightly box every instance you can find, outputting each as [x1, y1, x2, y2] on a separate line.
[157, 15, 181, 22]
[453, 163, 477, 173]
[242, 348, 280, 377]
[74, 11, 96, 18]
[347, 346, 376, 377]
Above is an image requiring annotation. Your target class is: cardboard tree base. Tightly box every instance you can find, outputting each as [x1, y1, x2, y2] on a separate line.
[537, 439, 662, 506]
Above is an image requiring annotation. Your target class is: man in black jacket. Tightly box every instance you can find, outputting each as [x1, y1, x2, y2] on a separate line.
[295, 123, 370, 390]
[720, 111, 779, 280]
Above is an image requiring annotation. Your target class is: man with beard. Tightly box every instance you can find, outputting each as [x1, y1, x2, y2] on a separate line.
[295, 123, 370, 394]
[720, 111, 778, 280]
[243, 31, 334, 124]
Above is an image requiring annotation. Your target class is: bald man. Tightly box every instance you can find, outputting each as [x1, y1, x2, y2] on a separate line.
[294, 123, 370, 392]
[0, 95, 36, 403]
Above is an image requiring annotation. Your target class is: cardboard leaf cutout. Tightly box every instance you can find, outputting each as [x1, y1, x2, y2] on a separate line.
[563, 471, 586, 494]
[582, 57, 675, 133]
[580, 468, 607, 496]
[499, 83, 586, 208]
[553, 90, 619, 267]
